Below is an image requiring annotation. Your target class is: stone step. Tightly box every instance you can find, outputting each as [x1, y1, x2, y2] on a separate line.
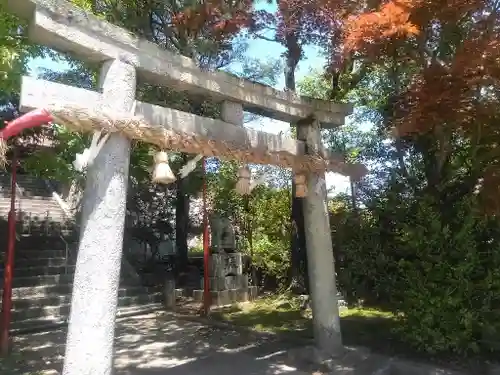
[0, 211, 64, 218]
[10, 301, 164, 333]
[115, 301, 164, 319]
[0, 206, 64, 214]
[12, 293, 73, 310]
[0, 200, 61, 208]
[8, 283, 73, 299]
[10, 211, 65, 216]
[12, 265, 76, 278]
[15, 248, 67, 257]
[14, 257, 68, 268]
[3, 271, 137, 289]
[4, 283, 158, 301]
[0, 193, 54, 200]
[8, 273, 75, 288]
[11, 291, 161, 311]
[10, 292, 163, 321]
[0, 215, 67, 222]
[14, 214, 67, 220]
[9, 315, 67, 333]
[192, 286, 258, 306]
[0, 187, 51, 195]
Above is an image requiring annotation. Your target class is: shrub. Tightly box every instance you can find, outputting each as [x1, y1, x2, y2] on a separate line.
[334, 195, 500, 355]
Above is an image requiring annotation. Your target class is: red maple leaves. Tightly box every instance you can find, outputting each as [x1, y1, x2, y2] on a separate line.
[172, 0, 253, 40]
[172, 0, 500, 144]
[342, 0, 500, 137]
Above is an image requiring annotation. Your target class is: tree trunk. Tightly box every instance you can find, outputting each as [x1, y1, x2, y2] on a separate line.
[175, 155, 190, 274]
[350, 178, 359, 213]
[175, 98, 204, 274]
[284, 31, 308, 294]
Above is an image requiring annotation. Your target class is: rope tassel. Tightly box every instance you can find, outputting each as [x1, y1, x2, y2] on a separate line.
[152, 151, 176, 185]
[235, 165, 251, 195]
[294, 174, 308, 197]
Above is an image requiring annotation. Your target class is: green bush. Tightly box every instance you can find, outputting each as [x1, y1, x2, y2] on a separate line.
[252, 233, 290, 287]
[393, 199, 500, 354]
[334, 195, 500, 355]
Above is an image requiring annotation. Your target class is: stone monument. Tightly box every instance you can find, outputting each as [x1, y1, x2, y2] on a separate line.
[209, 213, 237, 253]
[195, 214, 255, 305]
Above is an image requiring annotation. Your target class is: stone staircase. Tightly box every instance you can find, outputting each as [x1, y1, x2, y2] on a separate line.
[0, 173, 164, 333]
[0, 174, 67, 231]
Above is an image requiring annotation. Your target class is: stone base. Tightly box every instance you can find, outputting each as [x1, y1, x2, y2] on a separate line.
[192, 289, 204, 302]
[201, 275, 249, 291]
[163, 287, 186, 307]
[211, 290, 230, 306]
[163, 280, 176, 309]
[248, 286, 258, 301]
[192, 287, 255, 307]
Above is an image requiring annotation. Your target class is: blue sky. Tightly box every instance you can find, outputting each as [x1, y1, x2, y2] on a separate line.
[26, 0, 351, 195]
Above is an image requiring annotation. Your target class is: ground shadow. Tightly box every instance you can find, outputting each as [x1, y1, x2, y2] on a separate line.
[212, 302, 499, 375]
[0, 312, 327, 375]
[213, 304, 312, 340]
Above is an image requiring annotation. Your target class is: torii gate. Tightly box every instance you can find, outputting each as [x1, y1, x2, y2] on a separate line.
[5, 0, 365, 374]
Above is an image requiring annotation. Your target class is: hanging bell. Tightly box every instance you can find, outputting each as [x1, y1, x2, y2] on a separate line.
[235, 165, 251, 195]
[294, 174, 308, 198]
[152, 151, 176, 185]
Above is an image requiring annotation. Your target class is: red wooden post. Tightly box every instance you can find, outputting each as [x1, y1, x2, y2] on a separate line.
[1, 149, 17, 356]
[202, 156, 210, 315]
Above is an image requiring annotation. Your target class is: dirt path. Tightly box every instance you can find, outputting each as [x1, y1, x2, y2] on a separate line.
[3, 311, 318, 375]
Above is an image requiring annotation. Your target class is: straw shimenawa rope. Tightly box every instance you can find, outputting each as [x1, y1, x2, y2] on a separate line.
[0, 104, 354, 174]
[0, 140, 9, 169]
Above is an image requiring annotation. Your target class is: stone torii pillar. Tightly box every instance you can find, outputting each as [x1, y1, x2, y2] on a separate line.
[298, 117, 343, 357]
[62, 58, 136, 375]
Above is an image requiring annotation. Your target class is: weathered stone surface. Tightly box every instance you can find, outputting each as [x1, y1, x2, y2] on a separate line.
[227, 253, 243, 275]
[62, 59, 136, 375]
[7, 0, 351, 127]
[299, 120, 343, 357]
[225, 276, 239, 290]
[209, 215, 237, 252]
[221, 101, 244, 127]
[163, 279, 176, 310]
[210, 290, 230, 307]
[206, 277, 226, 291]
[208, 252, 243, 280]
[236, 289, 249, 303]
[248, 286, 258, 301]
[228, 289, 238, 303]
[193, 290, 204, 302]
[174, 288, 184, 298]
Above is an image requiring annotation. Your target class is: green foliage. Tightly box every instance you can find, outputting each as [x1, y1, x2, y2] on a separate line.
[252, 233, 290, 286]
[249, 188, 291, 287]
[391, 199, 500, 354]
[0, 2, 42, 95]
[23, 125, 88, 184]
[334, 193, 500, 355]
[207, 160, 291, 284]
[319, 50, 500, 357]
